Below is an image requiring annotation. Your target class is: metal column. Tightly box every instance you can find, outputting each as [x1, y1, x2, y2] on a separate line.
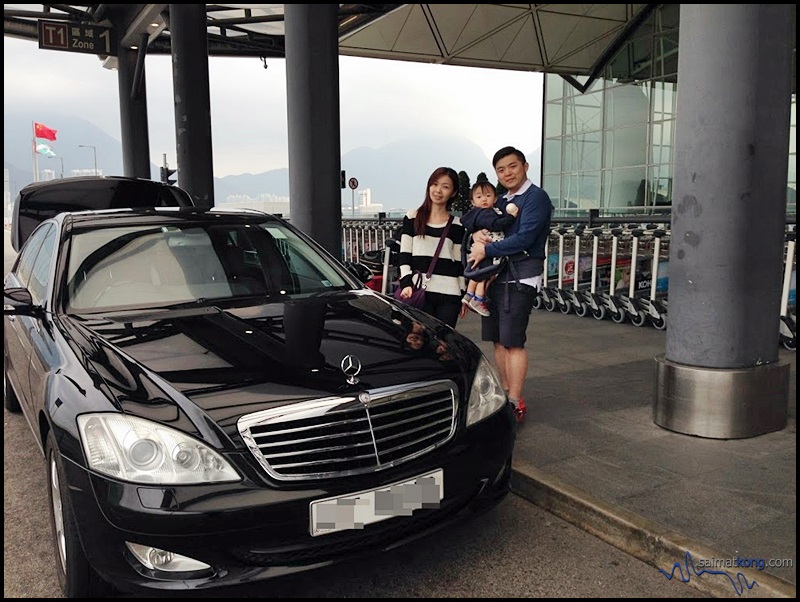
[117, 45, 152, 178]
[284, 4, 343, 258]
[169, 4, 215, 207]
[654, 4, 793, 438]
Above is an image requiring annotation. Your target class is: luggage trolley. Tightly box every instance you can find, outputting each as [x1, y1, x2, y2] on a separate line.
[607, 227, 627, 323]
[581, 227, 608, 320]
[538, 229, 559, 311]
[618, 226, 649, 327]
[780, 226, 796, 351]
[552, 226, 573, 313]
[372, 225, 402, 296]
[639, 227, 668, 330]
[532, 227, 550, 310]
[563, 226, 589, 317]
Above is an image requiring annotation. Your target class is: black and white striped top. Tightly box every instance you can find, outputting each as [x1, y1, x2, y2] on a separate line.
[398, 209, 466, 297]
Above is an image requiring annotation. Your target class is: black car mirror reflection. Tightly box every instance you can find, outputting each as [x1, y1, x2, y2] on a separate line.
[3, 287, 38, 316]
[343, 261, 374, 283]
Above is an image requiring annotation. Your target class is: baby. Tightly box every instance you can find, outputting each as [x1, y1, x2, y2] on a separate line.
[460, 181, 518, 316]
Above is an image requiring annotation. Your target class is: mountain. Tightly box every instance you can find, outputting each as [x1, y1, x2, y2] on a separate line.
[4, 112, 540, 211]
[215, 169, 290, 203]
[341, 136, 505, 211]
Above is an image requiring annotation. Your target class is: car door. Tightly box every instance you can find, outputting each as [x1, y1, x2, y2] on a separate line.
[23, 226, 58, 415]
[4, 223, 54, 411]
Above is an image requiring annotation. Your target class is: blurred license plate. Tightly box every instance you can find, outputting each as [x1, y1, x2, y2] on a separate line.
[310, 469, 444, 537]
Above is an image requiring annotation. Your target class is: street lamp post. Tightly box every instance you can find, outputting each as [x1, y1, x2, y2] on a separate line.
[78, 144, 98, 175]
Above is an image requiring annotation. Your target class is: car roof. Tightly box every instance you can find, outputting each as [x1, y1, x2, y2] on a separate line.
[64, 206, 279, 227]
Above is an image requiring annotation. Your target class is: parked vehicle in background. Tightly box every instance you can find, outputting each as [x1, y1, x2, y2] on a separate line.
[9, 175, 194, 252]
[3, 181, 516, 598]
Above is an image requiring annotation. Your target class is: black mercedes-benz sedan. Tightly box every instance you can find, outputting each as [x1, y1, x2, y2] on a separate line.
[3, 201, 516, 597]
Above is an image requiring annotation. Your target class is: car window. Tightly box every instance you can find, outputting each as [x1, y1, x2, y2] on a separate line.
[28, 226, 57, 304]
[65, 220, 351, 313]
[14, 223, 52, 288]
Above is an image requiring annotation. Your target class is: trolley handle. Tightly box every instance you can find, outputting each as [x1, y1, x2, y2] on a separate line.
[591, 227, 604, 237]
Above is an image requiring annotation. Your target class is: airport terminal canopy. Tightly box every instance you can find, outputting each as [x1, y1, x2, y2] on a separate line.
[4, 3, 656, 85]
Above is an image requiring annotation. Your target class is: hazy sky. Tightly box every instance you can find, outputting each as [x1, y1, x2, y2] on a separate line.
[4, 35, 544, 177]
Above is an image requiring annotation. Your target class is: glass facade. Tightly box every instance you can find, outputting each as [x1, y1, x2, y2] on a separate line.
[542, 4, 797, 216]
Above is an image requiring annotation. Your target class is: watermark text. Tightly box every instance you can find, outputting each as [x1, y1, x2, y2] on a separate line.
[694, 556, 793, 571]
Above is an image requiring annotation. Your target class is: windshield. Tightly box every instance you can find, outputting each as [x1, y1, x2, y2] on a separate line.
[65, 220, 351, 313]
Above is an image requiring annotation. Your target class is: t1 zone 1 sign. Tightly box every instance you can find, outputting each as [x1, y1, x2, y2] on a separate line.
[38, 19, 117, 56]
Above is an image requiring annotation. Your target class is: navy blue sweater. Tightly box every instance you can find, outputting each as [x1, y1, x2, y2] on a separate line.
[485, 182, 553, 279]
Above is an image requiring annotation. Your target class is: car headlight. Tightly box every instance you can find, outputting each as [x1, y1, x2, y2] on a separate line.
[466, 356, 507, 426]
[77, 413, 240, 484]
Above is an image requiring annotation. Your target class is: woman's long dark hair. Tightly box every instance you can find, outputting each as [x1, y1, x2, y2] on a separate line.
[414, 166, 459, 236]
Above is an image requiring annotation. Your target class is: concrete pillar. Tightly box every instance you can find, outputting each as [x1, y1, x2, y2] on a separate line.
[117, 45, 152, 179]
[169, 4, 215, 207]
[284, 4, 343, 258]
[654, 4, 793, 438]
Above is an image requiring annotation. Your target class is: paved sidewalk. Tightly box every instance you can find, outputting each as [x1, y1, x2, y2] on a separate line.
[456, 309, 796, 599]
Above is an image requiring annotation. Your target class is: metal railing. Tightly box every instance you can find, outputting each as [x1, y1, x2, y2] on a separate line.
[339, 213, 795, 346]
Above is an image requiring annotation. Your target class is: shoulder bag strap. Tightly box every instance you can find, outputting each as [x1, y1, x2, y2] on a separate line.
[425, 216, 454, 280]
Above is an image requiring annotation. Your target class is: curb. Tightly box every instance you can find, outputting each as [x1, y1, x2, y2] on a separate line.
[510, 461, 796, 599]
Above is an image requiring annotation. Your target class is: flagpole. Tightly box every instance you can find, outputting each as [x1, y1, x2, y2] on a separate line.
[31, 121, 39, 182]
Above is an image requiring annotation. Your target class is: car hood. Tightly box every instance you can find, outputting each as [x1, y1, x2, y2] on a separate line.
[63, 290, 478, 444]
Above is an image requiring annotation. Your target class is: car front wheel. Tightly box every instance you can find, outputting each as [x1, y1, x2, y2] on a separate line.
[45, 431, 110, 598]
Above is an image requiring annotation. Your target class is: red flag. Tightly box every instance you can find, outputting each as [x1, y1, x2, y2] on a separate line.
[34, 122, 58, 141]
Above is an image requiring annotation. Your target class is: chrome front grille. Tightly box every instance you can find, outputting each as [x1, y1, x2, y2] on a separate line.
[237, 380, 458, 481]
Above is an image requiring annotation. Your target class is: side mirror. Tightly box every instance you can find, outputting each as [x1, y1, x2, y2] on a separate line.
[4, 287, 37, 316]
[344, 261, 374, 284]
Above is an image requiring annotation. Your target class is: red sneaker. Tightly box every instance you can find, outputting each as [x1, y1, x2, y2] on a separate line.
[513, 398, 527, 423]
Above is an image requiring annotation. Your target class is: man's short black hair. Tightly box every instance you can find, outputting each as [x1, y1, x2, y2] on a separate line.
[493, 146, 526, 168]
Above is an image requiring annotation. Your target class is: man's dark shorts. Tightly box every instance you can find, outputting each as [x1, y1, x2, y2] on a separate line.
[481, 282, 538, 348]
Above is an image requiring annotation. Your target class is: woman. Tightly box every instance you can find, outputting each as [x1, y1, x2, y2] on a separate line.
[397, 167, 467, 327]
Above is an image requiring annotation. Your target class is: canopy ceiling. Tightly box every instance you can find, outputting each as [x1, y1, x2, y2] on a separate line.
[4, 4, 655, 80]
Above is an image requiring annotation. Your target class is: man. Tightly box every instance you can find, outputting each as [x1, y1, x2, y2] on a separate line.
[467, 146, 552, 423]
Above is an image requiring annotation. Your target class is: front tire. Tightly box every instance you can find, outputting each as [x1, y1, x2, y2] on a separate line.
[45, 432, 110, 598]
[779, 316, 796, 351]
[610, 307, 627, 324]
[652, 315, 667, 330]
[631, 310, 648, 327]
[591, 306, 607, 320]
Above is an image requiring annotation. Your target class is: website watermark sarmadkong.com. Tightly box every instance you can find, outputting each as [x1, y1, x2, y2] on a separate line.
[659, 551, 795, 596]
[694, 556, 794, 571]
